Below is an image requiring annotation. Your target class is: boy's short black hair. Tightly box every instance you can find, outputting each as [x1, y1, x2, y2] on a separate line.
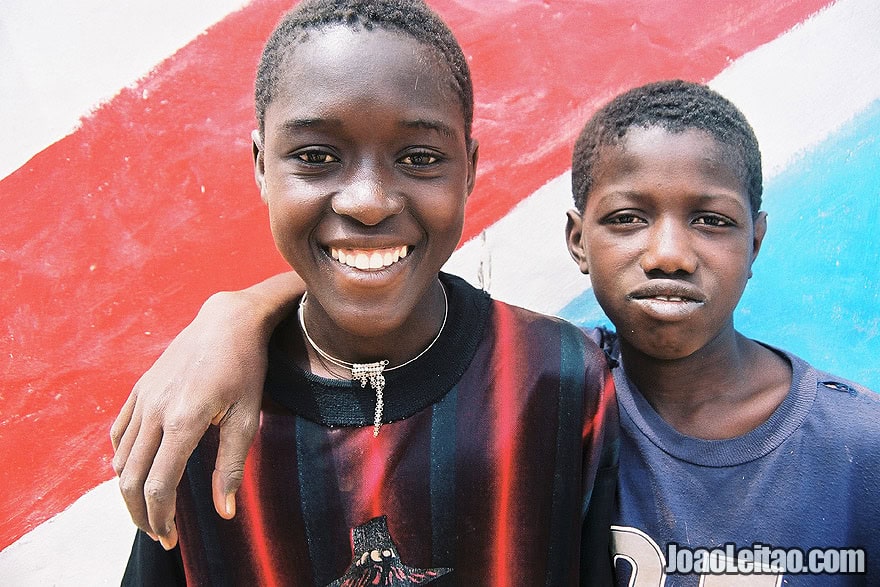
[255, 0, 474, 142]
[571, 80, 762, 216]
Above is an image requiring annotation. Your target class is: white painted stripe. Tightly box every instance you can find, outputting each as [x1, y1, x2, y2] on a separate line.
[443, 172, 587, 315]
[446, 0, 880, 315]
[710, 0, 880, 176]
[0, 480, 132, 586]
[0, 0, 252, 180]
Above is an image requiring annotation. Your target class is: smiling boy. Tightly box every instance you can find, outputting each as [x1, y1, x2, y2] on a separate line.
[117, 1, 617, 585]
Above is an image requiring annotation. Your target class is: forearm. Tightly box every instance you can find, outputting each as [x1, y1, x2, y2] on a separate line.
[212, 271, 304, 342]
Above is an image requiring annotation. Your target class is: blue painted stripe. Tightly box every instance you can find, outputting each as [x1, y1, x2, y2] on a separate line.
[740, 99, 880, 390]
[558, 99, 880, 391]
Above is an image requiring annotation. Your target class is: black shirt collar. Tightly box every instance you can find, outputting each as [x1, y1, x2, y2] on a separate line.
[265, 273, 490, 427]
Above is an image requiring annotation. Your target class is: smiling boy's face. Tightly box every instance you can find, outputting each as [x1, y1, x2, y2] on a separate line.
[255, 25, 477, 342]
[566, 125, 767, 360]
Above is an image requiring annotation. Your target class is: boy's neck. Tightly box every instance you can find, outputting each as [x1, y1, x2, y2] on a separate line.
[620, 330, 792, 440]
[277, 279, 450, 380]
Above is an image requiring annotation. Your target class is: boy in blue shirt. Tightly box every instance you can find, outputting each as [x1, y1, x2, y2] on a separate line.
[565, 79, 878, 585]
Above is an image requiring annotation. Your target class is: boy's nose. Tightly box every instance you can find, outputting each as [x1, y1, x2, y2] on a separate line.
[639, 220, 697, 275]
[331, 173, 404, 226]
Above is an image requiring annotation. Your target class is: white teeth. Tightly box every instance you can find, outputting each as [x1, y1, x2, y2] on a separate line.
[329, 245, 410, 270]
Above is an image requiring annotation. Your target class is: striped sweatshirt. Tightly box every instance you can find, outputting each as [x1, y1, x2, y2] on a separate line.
[123, 273, 618, 586]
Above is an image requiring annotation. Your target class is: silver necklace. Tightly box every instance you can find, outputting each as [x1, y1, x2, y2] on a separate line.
[297, 282, 449, 437]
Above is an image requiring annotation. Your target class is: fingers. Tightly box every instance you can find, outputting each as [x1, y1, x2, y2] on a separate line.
[110, 389, 137, 453]
[143, 424, 207, 550]
[111, 398, 141, 478]
[212, 470, 238, 521]
[117, 416, 162, 537]
[211, 399, 260, 519]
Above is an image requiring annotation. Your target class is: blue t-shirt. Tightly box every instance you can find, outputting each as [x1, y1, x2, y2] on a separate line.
[609, 342, 880, 586]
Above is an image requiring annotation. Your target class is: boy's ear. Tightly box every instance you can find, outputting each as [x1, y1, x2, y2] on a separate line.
[565, 208, 590, 275]
[466, 139, 479, 197]
[748, 211, 768, 278]
[252, 129, 267, 203]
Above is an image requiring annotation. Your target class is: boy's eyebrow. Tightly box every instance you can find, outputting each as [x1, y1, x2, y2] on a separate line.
[278, 118, 338, 132]
[275, 118, 457, 139]
[599, 190, 749, 212]
[400, 119, 456, 139]
[694, 192, 749, 212]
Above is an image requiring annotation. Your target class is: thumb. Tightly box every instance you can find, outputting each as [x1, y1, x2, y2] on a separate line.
[211, 401, 259, 519]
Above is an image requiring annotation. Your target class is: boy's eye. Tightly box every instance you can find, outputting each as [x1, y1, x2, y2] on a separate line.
[606, 213, 646, 225]
[399, 152, 440, 166]
[295, 150, 338, 164]
[693, 214, 734, 227]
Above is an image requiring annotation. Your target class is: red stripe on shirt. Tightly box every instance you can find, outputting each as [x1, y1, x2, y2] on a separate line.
[491, 302, 518, 587]
[241, 428, 283, 587]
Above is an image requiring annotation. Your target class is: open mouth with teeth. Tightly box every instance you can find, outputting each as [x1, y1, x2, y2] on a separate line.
[330, 245, 409, 270]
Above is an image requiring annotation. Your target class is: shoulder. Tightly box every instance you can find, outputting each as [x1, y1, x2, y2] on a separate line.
[441, 272, 613, 379]
[811, 365, 880, 426]
[442, 271, 582, 340]
[486, 293, 603, 358]
[787, 348, 879, 408]
[485, 295, 614, 393]
[786, 348, 880, 447]
[811, 364, 877, 399]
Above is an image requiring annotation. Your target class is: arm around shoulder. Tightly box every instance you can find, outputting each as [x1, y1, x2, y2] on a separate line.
[110, 271, 304, 548]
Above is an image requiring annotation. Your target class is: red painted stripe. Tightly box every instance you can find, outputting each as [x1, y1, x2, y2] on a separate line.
[0, 0, 831, 549]
[0, 0, 293, 550]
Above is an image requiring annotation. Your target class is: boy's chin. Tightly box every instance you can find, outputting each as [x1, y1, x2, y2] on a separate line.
[624, 335, 702, 362]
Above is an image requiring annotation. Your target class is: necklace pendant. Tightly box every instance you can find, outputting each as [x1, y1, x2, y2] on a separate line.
[298, 285, 448, 439]
[351, 360, 388, 391]
[351, 360, 389, 437]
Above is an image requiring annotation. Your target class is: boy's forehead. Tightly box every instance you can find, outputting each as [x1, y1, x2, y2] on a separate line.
[276, 25, 452, 101]
[586, 126, 751, 208]
[598, 126, 747, 183]
[263, 25, 467, 141]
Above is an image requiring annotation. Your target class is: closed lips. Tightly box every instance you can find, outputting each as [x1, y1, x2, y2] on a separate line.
[628, 282, 705, 303]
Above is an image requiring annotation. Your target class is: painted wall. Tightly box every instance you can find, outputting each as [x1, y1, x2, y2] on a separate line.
[1, 0, 877, 583]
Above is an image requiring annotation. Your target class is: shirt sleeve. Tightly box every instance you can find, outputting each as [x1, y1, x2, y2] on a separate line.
[579, 335, 620, 586]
